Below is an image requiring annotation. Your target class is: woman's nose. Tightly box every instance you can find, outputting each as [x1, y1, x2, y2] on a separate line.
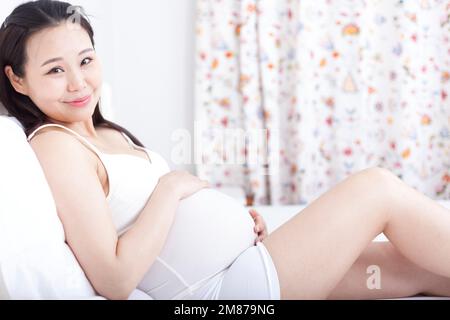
[67, 69, 87, 92]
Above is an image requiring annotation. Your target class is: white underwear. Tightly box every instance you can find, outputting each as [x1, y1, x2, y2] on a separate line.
[187, 242, 281, 300]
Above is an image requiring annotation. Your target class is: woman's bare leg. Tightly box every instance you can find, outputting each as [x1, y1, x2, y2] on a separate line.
[328, 241, 450, 299]
[261, 167, 450, 299]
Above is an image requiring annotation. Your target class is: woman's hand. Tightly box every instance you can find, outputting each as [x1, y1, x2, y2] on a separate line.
[249, 209, 268, 245]
[158, 170, 210, 200]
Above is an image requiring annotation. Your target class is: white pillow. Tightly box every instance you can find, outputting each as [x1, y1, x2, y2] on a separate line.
[0, 116, 152, 299]
[0, 116, 98, 299]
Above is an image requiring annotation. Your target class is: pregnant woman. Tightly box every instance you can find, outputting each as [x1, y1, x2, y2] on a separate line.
[2, 0, 450, 300]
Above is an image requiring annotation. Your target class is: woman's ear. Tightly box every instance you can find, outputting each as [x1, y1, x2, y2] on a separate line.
[4, 65, 28, 96]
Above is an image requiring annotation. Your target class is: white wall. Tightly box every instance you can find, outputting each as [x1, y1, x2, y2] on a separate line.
[0, 0, 196, 172]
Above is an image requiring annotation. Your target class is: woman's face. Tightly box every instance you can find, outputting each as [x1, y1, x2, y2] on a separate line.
[6, 23, 102, 124]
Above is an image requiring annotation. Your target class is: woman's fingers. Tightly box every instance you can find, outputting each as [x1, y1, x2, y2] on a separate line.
[253, 216, 264, 232]
[249, 209, 265, 230]
[249, 209, 268, 244]
[261, 217, 268, 234]
[254, 234, 265, 244]
[254, 215, 266, 232]
[249, 209, 259, 219]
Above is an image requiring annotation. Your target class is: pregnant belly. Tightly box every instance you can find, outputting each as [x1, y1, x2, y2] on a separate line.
[149, 188, 255, 285]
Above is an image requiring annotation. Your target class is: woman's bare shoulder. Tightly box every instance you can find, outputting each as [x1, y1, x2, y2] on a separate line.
[29, 128, 97, 167]
[29, 127, 70, 147]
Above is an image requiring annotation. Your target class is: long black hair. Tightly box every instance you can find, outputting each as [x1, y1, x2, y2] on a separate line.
[0, 0, 145, 147]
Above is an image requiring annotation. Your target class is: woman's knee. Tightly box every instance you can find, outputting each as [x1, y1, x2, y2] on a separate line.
[353, 167, 402, 217]
[359, 166, 394, 179]
[358, 167, 402, 191]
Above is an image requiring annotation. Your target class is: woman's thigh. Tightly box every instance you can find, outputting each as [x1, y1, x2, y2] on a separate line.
[261, 167, 394, 299]
[328, 241, 424, 299]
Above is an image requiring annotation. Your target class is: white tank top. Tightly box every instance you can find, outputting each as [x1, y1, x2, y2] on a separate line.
[27, 123, 170, 235]
[27, 124, 256, 299]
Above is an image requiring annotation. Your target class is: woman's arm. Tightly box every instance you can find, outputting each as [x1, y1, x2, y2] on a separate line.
[114, 170, 209, 298]
[114, 181, 179, 298]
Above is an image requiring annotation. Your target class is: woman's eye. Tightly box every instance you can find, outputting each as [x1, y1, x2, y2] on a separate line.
[81, 57, 93, 65]
[48, 67, 63, 74]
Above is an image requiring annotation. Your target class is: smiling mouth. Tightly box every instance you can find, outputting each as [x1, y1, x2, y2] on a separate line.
[65, 94, 91, 103]
[64, 94, 92, 107]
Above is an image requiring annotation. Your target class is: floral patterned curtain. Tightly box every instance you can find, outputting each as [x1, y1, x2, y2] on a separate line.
[194, 0, 450, 205]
